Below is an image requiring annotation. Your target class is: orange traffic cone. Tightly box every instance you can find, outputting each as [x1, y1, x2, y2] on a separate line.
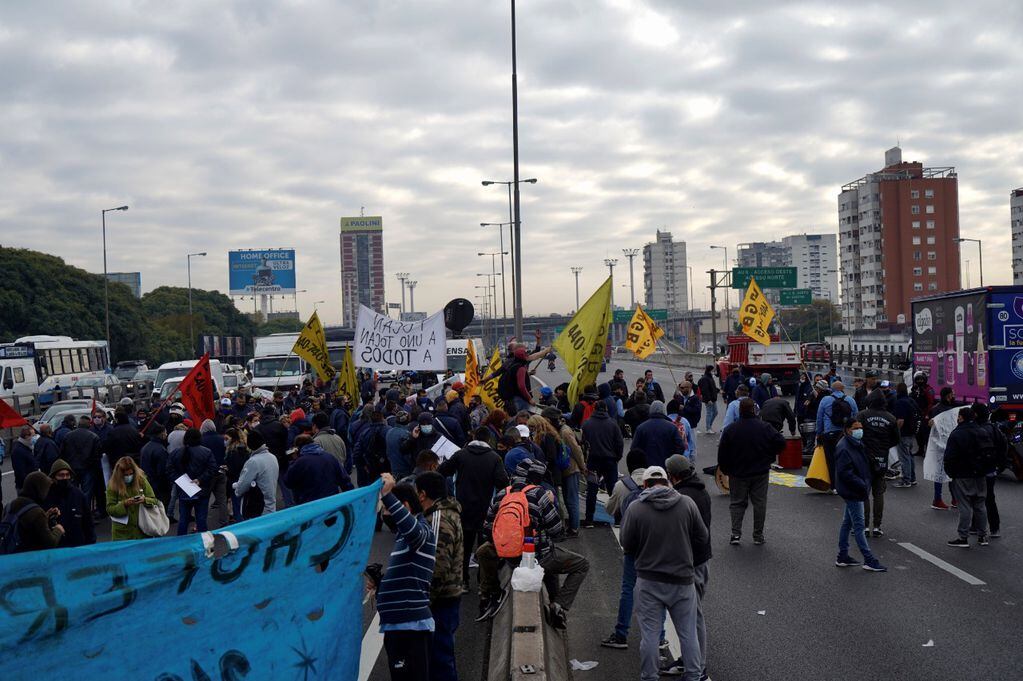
[805, 445, 831, 492]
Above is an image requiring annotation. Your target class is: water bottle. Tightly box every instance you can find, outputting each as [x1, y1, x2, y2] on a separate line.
[520, 536, 536, 569]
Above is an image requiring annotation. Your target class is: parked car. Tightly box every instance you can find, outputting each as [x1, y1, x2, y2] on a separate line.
[114, 360, 149, 382]
[72, 374, 123, 402]
[37, 404, 115, 431]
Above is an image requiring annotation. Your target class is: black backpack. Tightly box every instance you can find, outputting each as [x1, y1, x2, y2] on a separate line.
[0, 502, 39, 555]
[830, 395, 852, 425]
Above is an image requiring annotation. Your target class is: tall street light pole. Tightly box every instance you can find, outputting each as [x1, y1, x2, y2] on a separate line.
[187, 252, 207, 357]
[481, 221, 517, 329]
[101, 205, 129, 363]
[482, 178, 536, 338]
[622, 249, 639, 309]
[954, 237, 984, 286]
[570, 267, 583, 311]
[509, 0, 524, 339]
[407, 281, 417, 313]
[604, 258, 618, 308]
[711, 245, 730, 332]
[396, 272, 409, 314]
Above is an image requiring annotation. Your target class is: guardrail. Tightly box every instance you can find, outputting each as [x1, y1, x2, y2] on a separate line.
[3, 381, 155, 420]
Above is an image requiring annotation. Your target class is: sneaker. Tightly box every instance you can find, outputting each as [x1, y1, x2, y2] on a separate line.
[893, 481, 913, 489]
[699, 674, 712, 681]
[729, 535, 741, 545]
[566, 529, 579, 538]
[490, 587, 509, 618]
[884, 471, 900, 481]
[979, 535, 990, 546]
[835, 554, 861, 567]
[990, 530, 1001, 538]
[862, 558, 888, 572]
[461, 585, 470, 595]
[475, 599, 492, 622]
[547, 602, 568, 629]
[951, 501, 959, 509]
[931, 500, 950, 510]
[659, 657, 683, 676]
[468, 555, 479, 569]
[946, 537, 969, 548]
[871, 527, 884, 538]
[600, 633, 628, 649]
[753, 535, 765, 545]
[910, 480, 918, 486]
[580, 520, 596, 529]
[659, 639, 670, 652]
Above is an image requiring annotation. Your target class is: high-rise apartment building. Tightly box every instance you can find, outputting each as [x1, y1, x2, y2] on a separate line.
[1012, 188, 1023, 284]
[642, 230, 688, 313]
[838, 147, 960, 330]
[781, 234, 839, 302]
[340, 215, 385, 327]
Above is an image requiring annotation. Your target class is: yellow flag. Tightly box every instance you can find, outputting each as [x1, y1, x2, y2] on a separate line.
[292, 310, 336, 382]
[479, 348, 505, 412]
[553, 277, 613, 406]
[623, 304, 665, 360]
[462, 340, 480, 405]
[739, 277, 775, 346]
[336, 345, 359, 405]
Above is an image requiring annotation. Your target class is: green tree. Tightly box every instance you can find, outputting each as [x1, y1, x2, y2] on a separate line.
[776, 299, 842, 341]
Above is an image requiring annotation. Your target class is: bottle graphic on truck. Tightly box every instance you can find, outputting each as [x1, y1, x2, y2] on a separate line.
[976, 326, 987, 388]
[954, 306, 965, 374]
[945, 335, 955, 384]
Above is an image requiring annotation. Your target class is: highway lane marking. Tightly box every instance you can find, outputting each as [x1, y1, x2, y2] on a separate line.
[359, 611, 383, 681]
[898, 542, 986, 586]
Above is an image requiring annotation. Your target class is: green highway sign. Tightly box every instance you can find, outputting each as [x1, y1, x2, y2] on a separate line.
[779, 288, 813, 305]
[731, 267, 798, 289]
[612, 308, 668, 323]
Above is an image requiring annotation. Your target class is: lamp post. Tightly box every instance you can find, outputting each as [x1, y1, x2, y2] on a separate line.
[480, 222, 514, 325]
[622, 249, 639, 309]
[482, 177, 537, 338]
[478, 250, 507, 337]
[395, 272, 409, 314]
[570, 267, 583, 311]
[604, 258, 618, 309]
[101, 205, 129, 363]
[710, 245, 730, 332]
[187, 252, 207, 357]
[313, 300, 325, 310]
[954, 237, 984, 286]
[406, 281, 417, 313]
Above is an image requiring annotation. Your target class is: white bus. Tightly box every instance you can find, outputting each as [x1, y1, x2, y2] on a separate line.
[0, 336, 110, 412]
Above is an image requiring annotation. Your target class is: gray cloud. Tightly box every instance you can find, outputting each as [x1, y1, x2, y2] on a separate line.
[0, 0, 1020, 324]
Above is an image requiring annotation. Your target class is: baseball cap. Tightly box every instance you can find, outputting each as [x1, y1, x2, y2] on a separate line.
[642, 466, 668, 483]
[452, 381, 465, 391]
[664, 454, 694, 480]
[515, 424, 530, 439]
[220, 397, 232, 406]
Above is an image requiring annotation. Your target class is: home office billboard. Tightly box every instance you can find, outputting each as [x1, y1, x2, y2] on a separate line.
[228, 249, 296, 295]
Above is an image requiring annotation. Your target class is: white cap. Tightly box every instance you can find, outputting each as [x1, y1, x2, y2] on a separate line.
[220, 397, 232, 406]
[642, 466, 668, 483]
[515, 424, 530, 439]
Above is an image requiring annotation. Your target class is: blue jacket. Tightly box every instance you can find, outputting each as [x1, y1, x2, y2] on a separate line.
[816, 392, 859, 435]
[201, 431, 227, 467]
[835, 436, 871, 502]
[283, 442, 354, 505]
[722, 399, 760, 430]
[385, 425, 413, 479]
[330, 407, 351, 447]
[376, 492, 436, 627]
[722, 374, 742, 402]
[751, 383, 777, 408]
[632, 414, 687, 469]
[504, 442, 540, 476]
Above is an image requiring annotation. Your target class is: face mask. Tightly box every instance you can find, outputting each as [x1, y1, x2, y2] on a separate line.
[850, 429, 864, 441]
[31, 434, 40, 446]
[124, 474, 134, 484]
[53, 479, 70, 491]
[421, 425, 434, 435]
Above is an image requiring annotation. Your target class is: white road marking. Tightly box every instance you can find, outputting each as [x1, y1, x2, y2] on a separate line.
[359, 611, 384, 681]
[898, 542, 986, 586]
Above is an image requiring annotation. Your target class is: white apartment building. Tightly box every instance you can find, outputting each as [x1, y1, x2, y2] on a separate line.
[781, 234, 839, 301]
[642, 230, 689, 314]
[1012, 188, 1023, 284]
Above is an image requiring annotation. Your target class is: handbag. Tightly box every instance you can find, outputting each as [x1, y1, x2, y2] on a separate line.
[138, 500, 171, 537]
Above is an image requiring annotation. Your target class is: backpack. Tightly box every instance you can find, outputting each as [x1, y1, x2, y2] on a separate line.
[580, 400, 596, 425]
[0, 502, 38, 555]
[619, 474, 642, 519]
[555, 440, 572, 471]
[670, 417, 690, 453]
[497, 358, 525, 402]
[830, 395, 852, 426]
[493, 485, 536, 558]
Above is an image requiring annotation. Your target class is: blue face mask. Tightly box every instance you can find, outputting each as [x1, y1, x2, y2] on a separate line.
[421, 425, 434, 435]
[850, 429, 864, 441]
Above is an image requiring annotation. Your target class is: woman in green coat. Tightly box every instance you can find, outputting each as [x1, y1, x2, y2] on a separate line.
[106, 455, 158, 541]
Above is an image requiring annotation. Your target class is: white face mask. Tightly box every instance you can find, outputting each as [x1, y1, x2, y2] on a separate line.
[124, 474, 134, 484]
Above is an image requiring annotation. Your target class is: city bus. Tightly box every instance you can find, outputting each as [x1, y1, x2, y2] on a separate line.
[0, 336, 110, 412]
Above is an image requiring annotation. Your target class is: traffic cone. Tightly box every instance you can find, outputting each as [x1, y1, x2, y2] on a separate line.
[805, 445, 831, 491]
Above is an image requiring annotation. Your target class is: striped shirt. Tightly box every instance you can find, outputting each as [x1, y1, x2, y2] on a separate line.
[376, 492, 437, 628]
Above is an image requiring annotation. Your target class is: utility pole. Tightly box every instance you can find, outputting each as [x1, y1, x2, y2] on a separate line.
[510, 0, 524, 339]
[396, 272, 409, 314]
[604, 258, 618, 309]
[407, 281, 417, 313]
[570, 267, 583, 311]
[709, 268, 718, 355]
[622, 249, 639, 308]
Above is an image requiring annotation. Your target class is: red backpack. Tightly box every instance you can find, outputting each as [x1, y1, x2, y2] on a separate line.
[580, 400, 596, 424]
[493, 485, 536, 558]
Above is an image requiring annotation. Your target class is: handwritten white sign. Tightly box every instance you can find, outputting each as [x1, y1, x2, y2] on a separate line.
[354, 305, 447, 371]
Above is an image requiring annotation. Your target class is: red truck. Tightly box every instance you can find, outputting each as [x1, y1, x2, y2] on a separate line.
[717, 334, 802, 395]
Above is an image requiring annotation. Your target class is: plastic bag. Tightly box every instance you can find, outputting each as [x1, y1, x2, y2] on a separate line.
[511, 563, 545, 592]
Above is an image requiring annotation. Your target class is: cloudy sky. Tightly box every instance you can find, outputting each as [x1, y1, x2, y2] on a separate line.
[2, 0, 1021, 325]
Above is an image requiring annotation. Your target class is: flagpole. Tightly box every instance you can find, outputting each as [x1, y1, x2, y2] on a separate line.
[273, 348, 298, 392]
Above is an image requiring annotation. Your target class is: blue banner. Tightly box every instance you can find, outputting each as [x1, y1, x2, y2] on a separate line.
[0, 482, 379, 680]
[228, 249, 296, 295]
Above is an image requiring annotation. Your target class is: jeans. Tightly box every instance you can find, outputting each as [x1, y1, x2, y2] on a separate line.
[540, 545, 589, 611]
[208, 470, 230, 529]
[231, 494, 243, 523]
[898, 435, 916, 483]
[279, 479, 295, 508]
[614, 554, 637, 639]
[509, 396, 531, 414]
[703, 401, 718, 430]
[951, 477, 987, 538]
[561, 472, 580, 531]
[694, 563, 708, 675]
[384, 630, 430, 681]
[863, 472, 886, 530]
[838, 500, 874, 560]
[461, 521, 483, 583]
[728, 473, 769, 539]
[429, 598, 460, 681]
[177, 496, 210, 535]
[986, 476, 1000, 534]
[585, 458, 619, 523]
[635, 578, 702, 681]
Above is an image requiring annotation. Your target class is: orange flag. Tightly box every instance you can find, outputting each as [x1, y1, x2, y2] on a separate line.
[178, 354, 216, 424]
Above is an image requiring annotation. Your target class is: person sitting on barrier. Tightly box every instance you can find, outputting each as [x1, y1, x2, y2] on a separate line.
[474, 459, 589, 629]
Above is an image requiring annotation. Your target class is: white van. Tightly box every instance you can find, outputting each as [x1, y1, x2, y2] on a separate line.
[152, 359, 226, 401]
[0, 346, 41, 414]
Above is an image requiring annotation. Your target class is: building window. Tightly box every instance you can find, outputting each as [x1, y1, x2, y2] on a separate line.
[928, 282, 938, 291]
[912, 236, 921, 245]
[926, 236, 935, 245]
[913, 251, 922, 260]
[911, 190, 920, 199]
[913, 267, 923, 276]
[914, 283, 924, 291]
[911, 205, 920, 214]
[928, 251, 937, 260]
[912, 221, 921, 229]
[926, 220, 935, 229]
[928, 266, 937, 274]
[926, 205, 935, 214]
[925, 189, 935, 198]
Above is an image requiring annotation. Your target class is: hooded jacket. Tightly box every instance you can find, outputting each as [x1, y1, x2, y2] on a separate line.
[423, 496, 464, 602]
[717, 415, 786, 478]
[233, 444, 279, 514]
[438, 440, 509, 525]
[944, 420, 997, 479]
[7, 471, 63, 552]
[835, 435, 871, 502]
[11, 437, 37, 490]
[106, 422, 144, 462]
[283, 442, 354, 504]
[672, 476, 712, 566]
[620, 485, 708, 585]
[632, 412, 687, 469]
[44, 459, 96, 547]
[33, 435, 61, 479]
[139, 434, 171, 499]
[581, 410, 624, 463]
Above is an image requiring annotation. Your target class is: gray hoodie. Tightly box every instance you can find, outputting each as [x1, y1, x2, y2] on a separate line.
[620, 484, 708, 585]
[232, 444, 280, 514]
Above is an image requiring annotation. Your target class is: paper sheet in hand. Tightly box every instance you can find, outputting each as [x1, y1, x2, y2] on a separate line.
[175, 474, 202, 498]
[431, 436, 460, 461]
[109, 514, 128, 525]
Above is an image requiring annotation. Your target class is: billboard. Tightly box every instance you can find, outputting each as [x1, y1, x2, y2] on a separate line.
[911, 291, 987, 404]
[228, 249, 296, 295]
[340, 216, 383, 232]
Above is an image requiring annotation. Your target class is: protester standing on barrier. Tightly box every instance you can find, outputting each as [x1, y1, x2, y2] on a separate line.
[858, 392, 900, 537]
[106, 456, 158, 541]
[620, 465, 708, 681]
[816, 382, 858, 491]
[376, 474, 436, 681]
[834, 419, 888, 572]
[943, 408, 996, 547]
[717, 398, 785, 545]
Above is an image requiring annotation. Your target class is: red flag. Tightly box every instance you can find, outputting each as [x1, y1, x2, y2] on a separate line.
[178, 353, 215, 425]
[0, 399, 28, 429]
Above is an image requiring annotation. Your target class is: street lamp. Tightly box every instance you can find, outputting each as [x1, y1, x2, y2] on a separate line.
[570, 267, 583, 311]
[395, 272, 410, 314]
[313, 300, 325, 309]
[482, 178, 538, 338]
[710, 245, 730, 332]
[187, 252, 207, 356]
[481, 223, 513, 332]
[954, 237, 983, 286]
[406, 280, 418, 313]
[622, 249, 639, 309]
[101, 205, 128, 363]
[604, 258, 618, 309]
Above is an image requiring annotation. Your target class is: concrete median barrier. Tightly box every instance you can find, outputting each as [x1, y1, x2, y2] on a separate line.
[488, 585, 569, 681]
